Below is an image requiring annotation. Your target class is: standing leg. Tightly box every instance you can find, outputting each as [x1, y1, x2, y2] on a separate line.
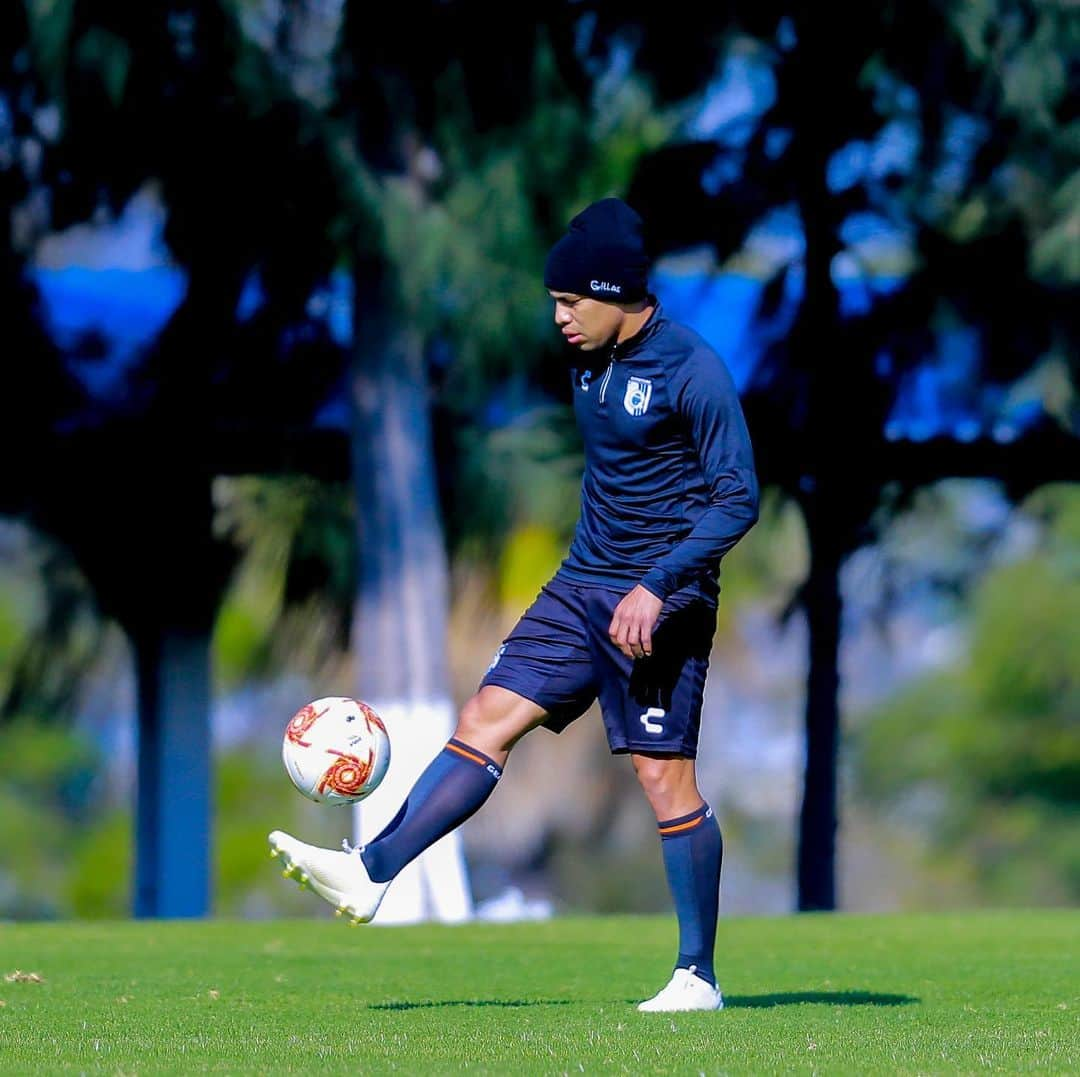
[632, 753, 724, 1009]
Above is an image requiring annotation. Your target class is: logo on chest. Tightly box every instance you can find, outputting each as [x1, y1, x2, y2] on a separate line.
[623, 376, 653, 416]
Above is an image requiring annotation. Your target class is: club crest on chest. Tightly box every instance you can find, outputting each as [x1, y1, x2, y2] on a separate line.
[623, 376, 653, 416]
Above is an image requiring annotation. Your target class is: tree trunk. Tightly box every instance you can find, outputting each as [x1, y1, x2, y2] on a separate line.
[45, 449, 226, 919]
[796, 504, 842, 911]
[349, 296, 471, 923]
[122, 472, 222, 918]
[789, 8, 856, 912]
[133, 624, 212, 917]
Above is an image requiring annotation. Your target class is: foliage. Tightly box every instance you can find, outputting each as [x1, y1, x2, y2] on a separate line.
[375, 43, 682, 391]
[946, 0, 1080, 288]
[211, 476, 355, 688]
[496, 524, 569, 610]
[452, 403, 584, 560]
[5, 1, 1078, 922]
[22, 0, 76, 101]
[0, 523, 103, 723]
[0, 718, 100, 918]
[213, 744, 362, 917]
[853, 483, 1080, 903]
[714, 488, 808, 633]
[0, 719, 361, 918]
[65, 809, 131, 918]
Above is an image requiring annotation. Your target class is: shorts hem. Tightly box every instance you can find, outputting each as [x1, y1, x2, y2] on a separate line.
[479, 672, 585, 733]
[608, 740, 698, 759]
[479, 672, 549, 713]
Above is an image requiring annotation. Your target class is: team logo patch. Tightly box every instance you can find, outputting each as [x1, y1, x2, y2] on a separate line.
[640, 707, 665, 734]
[623, 376, 653, 416]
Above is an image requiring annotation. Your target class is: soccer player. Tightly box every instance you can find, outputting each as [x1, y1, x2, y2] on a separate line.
[269, 198, 760, 1012]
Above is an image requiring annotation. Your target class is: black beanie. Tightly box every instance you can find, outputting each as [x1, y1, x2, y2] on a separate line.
[544, 198, 649, 303]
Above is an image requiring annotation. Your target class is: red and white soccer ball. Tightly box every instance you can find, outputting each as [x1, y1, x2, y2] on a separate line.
[281, 697, 391, 805]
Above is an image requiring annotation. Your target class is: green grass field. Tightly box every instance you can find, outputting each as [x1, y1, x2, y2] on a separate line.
[0, 910, 1076, 1074]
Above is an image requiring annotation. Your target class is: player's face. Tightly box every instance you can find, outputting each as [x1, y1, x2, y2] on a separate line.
[549, 291, 622, 352]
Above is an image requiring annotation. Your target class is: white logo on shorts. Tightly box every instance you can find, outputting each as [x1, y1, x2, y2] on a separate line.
[487, 644, 506, 672]
[640, 707, 666, 734]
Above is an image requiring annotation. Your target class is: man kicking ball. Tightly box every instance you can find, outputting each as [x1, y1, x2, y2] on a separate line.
[269, 197, 759, 1012]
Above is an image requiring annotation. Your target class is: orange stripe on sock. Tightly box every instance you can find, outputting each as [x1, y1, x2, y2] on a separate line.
[447, 742, 488, 767]
[658, 814, 706, 836]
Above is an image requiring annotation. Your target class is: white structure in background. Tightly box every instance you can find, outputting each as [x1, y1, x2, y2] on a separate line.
[349, 306, 474, 925]
[475, 887, 553, 923]
[353, 700, 471, 924]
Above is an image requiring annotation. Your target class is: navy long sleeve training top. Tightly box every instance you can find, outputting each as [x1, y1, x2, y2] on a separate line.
[554, 302, 760, 603]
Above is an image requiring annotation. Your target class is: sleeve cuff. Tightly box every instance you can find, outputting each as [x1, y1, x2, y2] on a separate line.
[639, 569, 675, 602]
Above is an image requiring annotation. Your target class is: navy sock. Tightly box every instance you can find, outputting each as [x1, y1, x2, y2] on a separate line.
[657, 803, 722, 987]
[360, 738, 502, 883]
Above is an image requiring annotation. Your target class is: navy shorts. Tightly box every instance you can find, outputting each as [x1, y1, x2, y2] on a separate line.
[479, 577, 716, 757]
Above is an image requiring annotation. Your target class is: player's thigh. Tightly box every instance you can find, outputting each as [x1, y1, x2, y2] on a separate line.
[478, 579, 598, 735]
[586, 588, 716, 757]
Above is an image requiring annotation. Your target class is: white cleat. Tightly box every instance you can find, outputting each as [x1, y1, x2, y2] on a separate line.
[267, 829, 390, 924]
[637, 966, 724, 1012]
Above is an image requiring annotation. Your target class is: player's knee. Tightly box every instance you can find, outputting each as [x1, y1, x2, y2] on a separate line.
[455, 687, 543, 756]
[455, 694, 490, 741]
[455, 689, 513, 742]
[632, 756, 695, 813]
[633, 757, 671, 796]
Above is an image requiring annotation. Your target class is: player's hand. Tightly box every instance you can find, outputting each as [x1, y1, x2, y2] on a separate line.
[608, 585, 664, 660]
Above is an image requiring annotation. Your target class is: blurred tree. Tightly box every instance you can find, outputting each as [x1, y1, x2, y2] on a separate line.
[854, 483, 1080, 904]
[211, 475, 355, 691]
[5, 0, 349, 915]
[223, 1, 688, 917]
[4, 0, 687, 917]
[0, 525, 103, 724]
[0, 719, 101, 918]
[212, 0, 1080, 915]
[5, 0, 1077, 919]
[581, 0, 1080, 908]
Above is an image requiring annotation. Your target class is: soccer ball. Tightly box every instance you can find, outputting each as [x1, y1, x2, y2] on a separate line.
[281, 697, 391, 805]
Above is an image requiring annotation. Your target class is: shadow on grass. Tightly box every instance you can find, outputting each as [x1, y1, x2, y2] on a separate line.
[725, 991, 919, 1008]
[370, 999, 573, 1011]
[371, 992, 918, 1011]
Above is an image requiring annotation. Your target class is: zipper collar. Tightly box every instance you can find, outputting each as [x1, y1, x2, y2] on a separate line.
[607, 297, 665, 361]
